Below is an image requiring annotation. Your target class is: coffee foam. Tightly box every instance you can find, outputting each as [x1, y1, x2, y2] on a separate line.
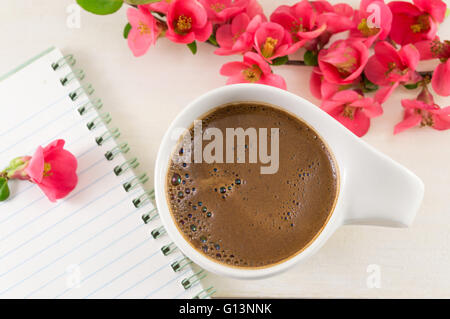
[166, 102, 338, 268]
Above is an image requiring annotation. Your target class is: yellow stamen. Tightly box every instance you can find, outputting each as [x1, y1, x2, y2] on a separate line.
[261, 37, 278, 58]
[232, 30, 244, 43]
[357, 18, 380, 37]
[175, 15, 192, 34]
[342, 105, 356, 119]
[242, 65, 262, 82]
[210, 3, 226, 12]
[291, 18, 306, 33]
[138, 21, 151, 35]
[336, 58, 357, 77]
[384, 61, 398, 76]
[43, 162, 53, 178]
[410, 14, 430, 33]
[416, 109, 434, 127]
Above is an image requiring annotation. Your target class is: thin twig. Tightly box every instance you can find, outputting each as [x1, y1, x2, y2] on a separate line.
[285, 60, 307, 66]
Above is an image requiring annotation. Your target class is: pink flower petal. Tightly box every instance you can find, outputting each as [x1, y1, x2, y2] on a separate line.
[399, 44, 420, 70]
[193, 21, 213, 42]
[374, 83, 399, 104]
[432, 112, 450, 130]
[26, 146, 45, 184]
[261, 73, 287, 90]
[220, 62, 246, 76]
[413, 0, 447, 23]
[330, 107, 371, 137]
[394, 114, 422, 134]
[330, 90, 361, 103]
[216, 24, 234, 49]
[414, 39, 438, 60]
[432, 60, 450, 96]
[309, 68, 323, 99]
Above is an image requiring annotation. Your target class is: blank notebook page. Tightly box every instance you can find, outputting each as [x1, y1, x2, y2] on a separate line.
[0, 47, 203, 299]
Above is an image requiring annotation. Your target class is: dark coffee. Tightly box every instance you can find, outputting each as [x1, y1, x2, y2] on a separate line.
[166, 102, 338, 268]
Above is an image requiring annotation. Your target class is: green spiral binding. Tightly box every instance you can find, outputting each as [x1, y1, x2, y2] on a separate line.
[193, 286, 216, 299]
[87, 113, 112, 131]
[171, 256, 193, 272]
[114, 158, 139, 176]
[69, 84, 94, 101]
[95, 128, 120, 146]
[52, 54, 76, 70]
[182, 270, 206, 290]
[78, 99, 103, 115]
[141, 208, 158, 224]
[151, 225, 166, 239]
[60, 69, 85, 86]
[132, 189, 154, 208]
[59, 55, 213, 297]
[123, 173, 149, 192]
[161, 242, 177, 256]
[104, 142, 130, 161]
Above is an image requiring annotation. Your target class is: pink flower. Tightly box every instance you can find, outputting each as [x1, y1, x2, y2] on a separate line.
[314, 1, 354, 35]
[309, 67, 350, 100]
[25, 140, 78, 202]
[215, 13, 263, 56]
[270, 1, 327, 47]
[415, 39, 450, 96]
[350, 0, 392, 47]
[239, 0, 265, 19]
[198, 0, 245, 23]
[321, 90, 383, 137]
[166, 0, 212, 44]
[394, 88, 450, 134]
[269, 1, 353, 53]
[318, 39, 369, 85]
[127, 6, 161, 57]
[253, 22, 301, 62]
[220, 52, 287, 89]
[388, 0, 447, 45]
[365, 41, 420, 103]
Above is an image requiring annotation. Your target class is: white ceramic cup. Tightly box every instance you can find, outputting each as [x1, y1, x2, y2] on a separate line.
[154, 84, 424, 279]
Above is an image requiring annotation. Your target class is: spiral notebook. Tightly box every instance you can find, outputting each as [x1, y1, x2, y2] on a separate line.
[0, 47, 215, 299]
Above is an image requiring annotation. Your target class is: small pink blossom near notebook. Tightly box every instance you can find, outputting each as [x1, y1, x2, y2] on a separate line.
[0, 47, 214, 299]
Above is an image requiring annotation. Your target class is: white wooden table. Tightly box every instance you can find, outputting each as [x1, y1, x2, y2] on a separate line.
[1, 0, 449, 298]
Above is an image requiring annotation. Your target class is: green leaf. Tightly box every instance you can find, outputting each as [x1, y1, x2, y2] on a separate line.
[404, 83, 419, 90]
[208, 34, 218, 46]
[304, 51, 318, 66]
[187, 41, 197, 55]
[0, 178, 10, 202]
[272, 56, 289, 66]
[123, 23, 132, 39]
[361, 74, 379, 92]
[76, 0, 123, 15]
[125, 0, 161, 4]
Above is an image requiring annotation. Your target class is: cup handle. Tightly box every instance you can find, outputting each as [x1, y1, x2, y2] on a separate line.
[342, 143, 424, 228]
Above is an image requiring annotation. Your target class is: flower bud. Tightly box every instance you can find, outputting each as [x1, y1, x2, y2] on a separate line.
[6, 156, 31, 180]
[417, 86, 434, 105]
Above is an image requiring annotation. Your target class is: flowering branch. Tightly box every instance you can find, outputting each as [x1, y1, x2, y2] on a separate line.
[78, 0, 450, 137]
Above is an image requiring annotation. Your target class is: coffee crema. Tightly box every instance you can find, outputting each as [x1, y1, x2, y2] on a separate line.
[166, 102, 338, 268]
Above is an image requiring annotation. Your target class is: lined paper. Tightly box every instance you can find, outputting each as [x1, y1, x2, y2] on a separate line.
[0, 48, 203, 299]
